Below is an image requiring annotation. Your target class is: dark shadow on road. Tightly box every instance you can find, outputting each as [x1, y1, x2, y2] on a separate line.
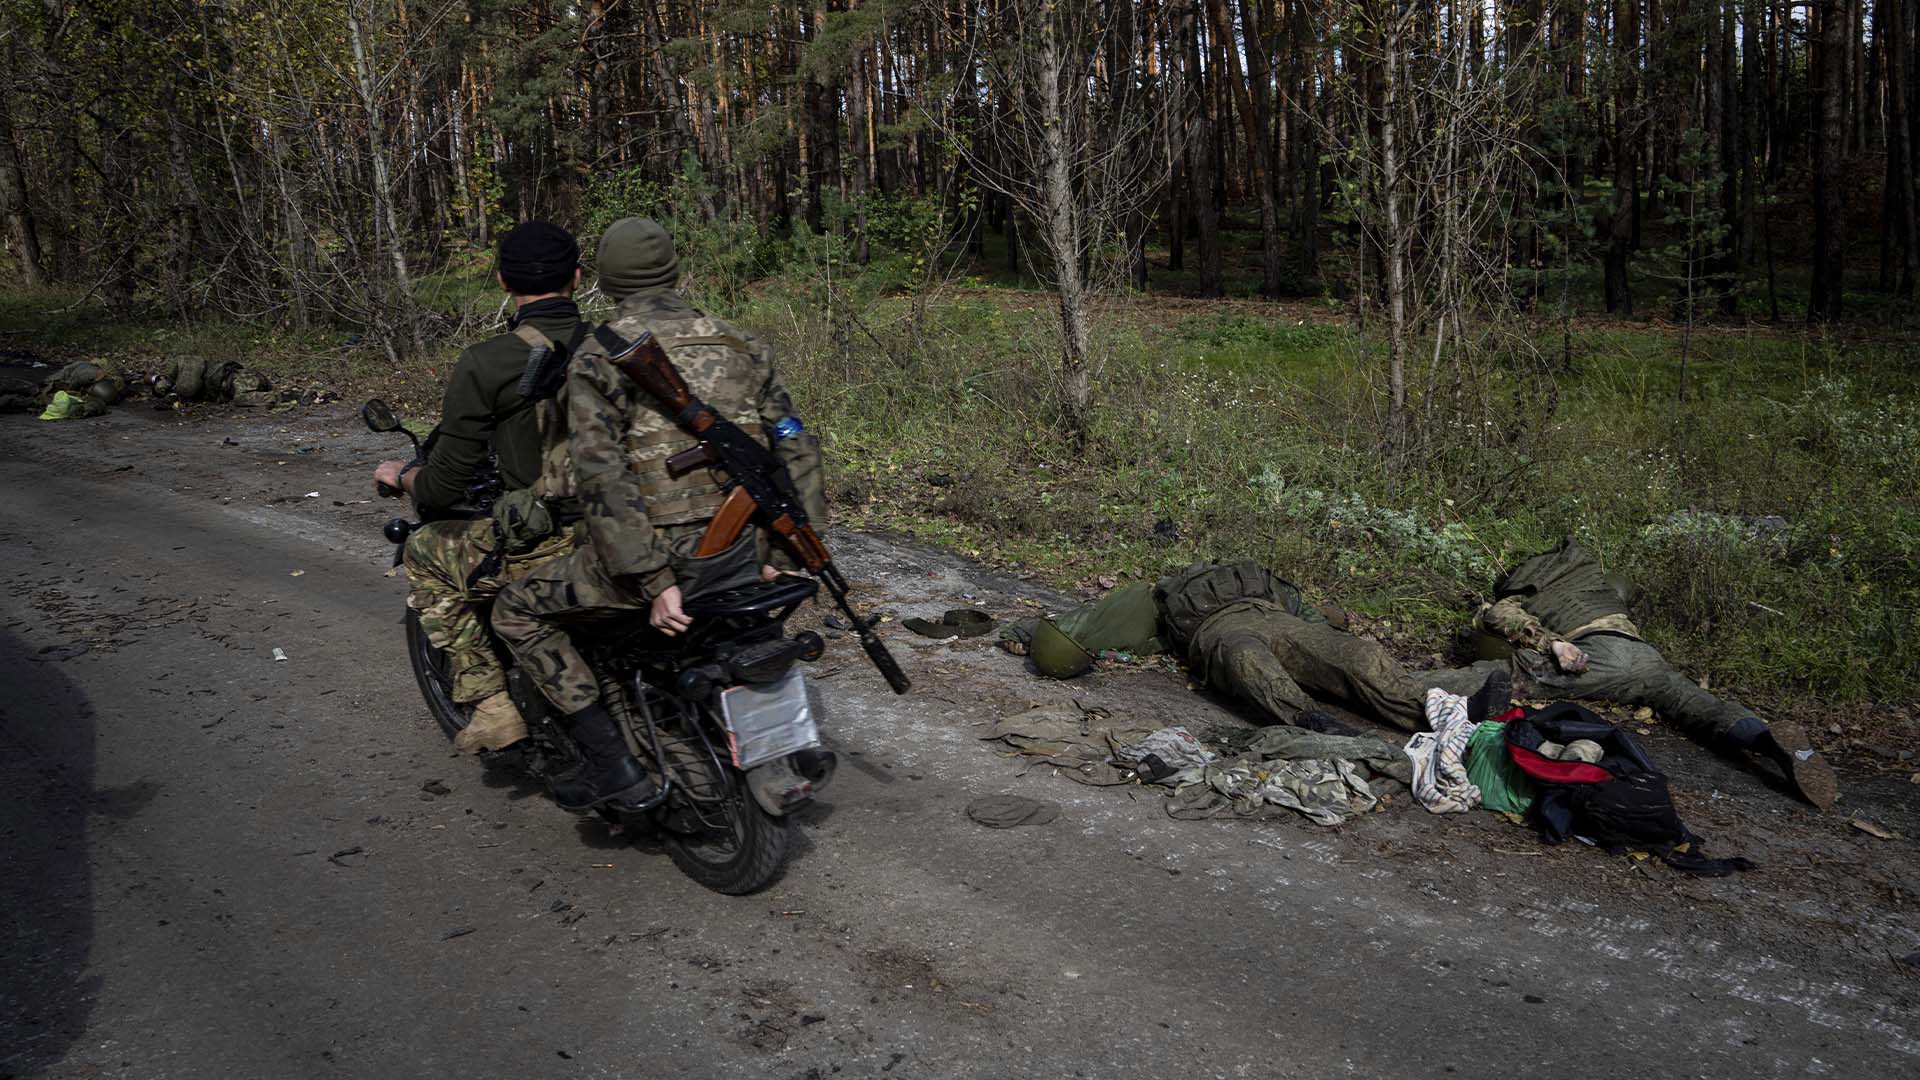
[0, 627, 99, 1080]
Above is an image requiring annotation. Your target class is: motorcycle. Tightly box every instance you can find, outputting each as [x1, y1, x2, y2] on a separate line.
[362, 398, 835, 895]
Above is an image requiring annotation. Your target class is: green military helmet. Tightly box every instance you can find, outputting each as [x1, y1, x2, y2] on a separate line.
[1029, 618, 1096, 680]
[1605, 572, 1636, 607]
[86, 375, 126, 407]
[1468, 625, 1514, 662]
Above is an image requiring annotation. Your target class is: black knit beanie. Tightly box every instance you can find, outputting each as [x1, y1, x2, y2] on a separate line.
[497, 220, 580, 295]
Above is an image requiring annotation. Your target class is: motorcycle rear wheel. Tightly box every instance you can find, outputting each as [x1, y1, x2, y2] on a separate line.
[405, 607, 468, 742]
[664, 768, 791, 895]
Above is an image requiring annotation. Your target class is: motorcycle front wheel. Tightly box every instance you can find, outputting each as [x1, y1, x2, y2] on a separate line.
[404, 606, 468, 741]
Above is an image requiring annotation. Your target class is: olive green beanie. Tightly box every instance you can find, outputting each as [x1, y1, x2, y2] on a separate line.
[596, 216, 680, 300]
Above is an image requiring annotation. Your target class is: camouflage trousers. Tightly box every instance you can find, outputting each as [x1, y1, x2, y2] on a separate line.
[1189, 602, 1430, 732]
[1442, 634, 1756, 744]
[490, 523, 715, 716]
[490, 546, 650, 715]
[403, 519, 574, 705]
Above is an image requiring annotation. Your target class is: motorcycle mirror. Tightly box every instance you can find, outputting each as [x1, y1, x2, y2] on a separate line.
[361, 399, 401, 434]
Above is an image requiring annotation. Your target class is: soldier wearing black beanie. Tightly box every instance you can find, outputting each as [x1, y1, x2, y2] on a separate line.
[496, 220, 582, 296]
[371, 219, 588, 756]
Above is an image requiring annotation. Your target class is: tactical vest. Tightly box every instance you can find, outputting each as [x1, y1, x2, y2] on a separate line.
[511, 323, 576, 506]
[1492, 540, 1630, 636]
[622, 330, 767, 527]
[1153, 560, 1306, 650]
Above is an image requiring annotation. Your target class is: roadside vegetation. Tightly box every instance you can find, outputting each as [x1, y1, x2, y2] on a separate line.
[5, 210, 1915, 725]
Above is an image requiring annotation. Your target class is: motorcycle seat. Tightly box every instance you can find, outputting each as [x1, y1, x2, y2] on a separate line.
[683, 576, 820, 619]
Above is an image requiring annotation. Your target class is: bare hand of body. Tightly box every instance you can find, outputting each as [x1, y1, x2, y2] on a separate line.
[650, 585, 691, 635]
[1549, 639, 1589, 673]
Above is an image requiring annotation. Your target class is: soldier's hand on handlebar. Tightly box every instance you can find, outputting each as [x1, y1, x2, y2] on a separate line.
[374, 459, 410, 498]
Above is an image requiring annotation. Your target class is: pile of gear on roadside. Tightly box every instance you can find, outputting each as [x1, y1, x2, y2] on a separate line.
[955, 546, 1839, 877]
[0, 354, 330, 421]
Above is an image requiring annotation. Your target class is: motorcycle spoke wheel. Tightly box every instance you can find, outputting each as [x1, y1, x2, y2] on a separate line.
[663, 766, 790, 896]
[405, 607, 468, 742]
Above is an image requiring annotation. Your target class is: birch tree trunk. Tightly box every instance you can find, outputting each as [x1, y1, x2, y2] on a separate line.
[0, 79, 46, 287]
[1038, 16, 1092, 444]
[347, 0, 421, 353]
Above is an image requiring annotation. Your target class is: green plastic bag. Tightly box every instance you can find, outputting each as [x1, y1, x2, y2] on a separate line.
[1466, 720, 1537, 816]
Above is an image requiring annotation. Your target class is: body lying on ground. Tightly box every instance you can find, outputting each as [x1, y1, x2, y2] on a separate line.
[0, 359, 126, 418]
[1001, 560, 1505, 735]
[1461, 537, 1837, 808]
[153, 355, 275, 407]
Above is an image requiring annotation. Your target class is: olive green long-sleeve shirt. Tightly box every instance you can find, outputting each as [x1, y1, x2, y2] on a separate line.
[412, 300, 583, 511]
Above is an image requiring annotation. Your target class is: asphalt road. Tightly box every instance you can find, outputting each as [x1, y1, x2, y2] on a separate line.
[2, 402, 1917, 1080]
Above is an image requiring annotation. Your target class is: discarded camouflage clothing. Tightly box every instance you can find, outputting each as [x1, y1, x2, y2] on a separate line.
[1168, 757, 1387, 827]
[403, 518, 574, 704]
[985, 702, 1411, 826]
[1163, 724, 1414, 825]
[983, 703, 1165, 786]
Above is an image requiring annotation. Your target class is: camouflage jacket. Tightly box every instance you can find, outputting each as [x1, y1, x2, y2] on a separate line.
[1481, 538, 1640, 645]
[567, 288, 826, 597]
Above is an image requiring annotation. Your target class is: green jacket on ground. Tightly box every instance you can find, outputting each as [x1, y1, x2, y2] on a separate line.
[413, 297, 582, 510]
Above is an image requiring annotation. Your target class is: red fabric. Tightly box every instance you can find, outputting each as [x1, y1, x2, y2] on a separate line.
[1491, 707, 1526, 724]
[1508, 743, 1613, 784]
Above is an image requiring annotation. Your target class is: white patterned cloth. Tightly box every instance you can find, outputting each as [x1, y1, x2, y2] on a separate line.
[1404, 688, 1482, 813]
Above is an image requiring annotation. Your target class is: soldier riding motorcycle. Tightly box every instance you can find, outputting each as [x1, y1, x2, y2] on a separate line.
[363, 387, 907, 895]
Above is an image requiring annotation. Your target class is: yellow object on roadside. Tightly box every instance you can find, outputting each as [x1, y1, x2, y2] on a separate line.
[37, 390, 106, 421]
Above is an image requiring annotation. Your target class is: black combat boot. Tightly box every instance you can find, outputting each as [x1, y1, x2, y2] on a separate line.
[1752, 720, 1838, 810]
[1296, 709, 1361, 737]
[551, 702, 661, 812]
[1466, 669, 1513, 725]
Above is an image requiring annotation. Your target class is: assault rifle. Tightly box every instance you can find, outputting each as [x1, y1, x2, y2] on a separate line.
[595, 325, 911, 695]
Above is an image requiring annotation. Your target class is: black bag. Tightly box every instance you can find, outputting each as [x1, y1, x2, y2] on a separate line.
[1505, 703, 1754, 877]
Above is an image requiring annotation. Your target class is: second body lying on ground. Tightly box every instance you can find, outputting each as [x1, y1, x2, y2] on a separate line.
[1465, 538, 1836, 808]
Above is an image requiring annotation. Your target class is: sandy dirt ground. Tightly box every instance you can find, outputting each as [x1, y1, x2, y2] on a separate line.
[2, 373, 1917, 1079]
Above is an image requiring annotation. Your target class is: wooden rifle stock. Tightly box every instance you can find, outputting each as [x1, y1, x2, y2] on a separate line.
[606, 332, 707, 429]
[694, 487, 757, 556]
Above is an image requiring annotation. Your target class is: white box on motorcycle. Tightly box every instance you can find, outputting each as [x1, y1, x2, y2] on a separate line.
[719, 670, 820, 770]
